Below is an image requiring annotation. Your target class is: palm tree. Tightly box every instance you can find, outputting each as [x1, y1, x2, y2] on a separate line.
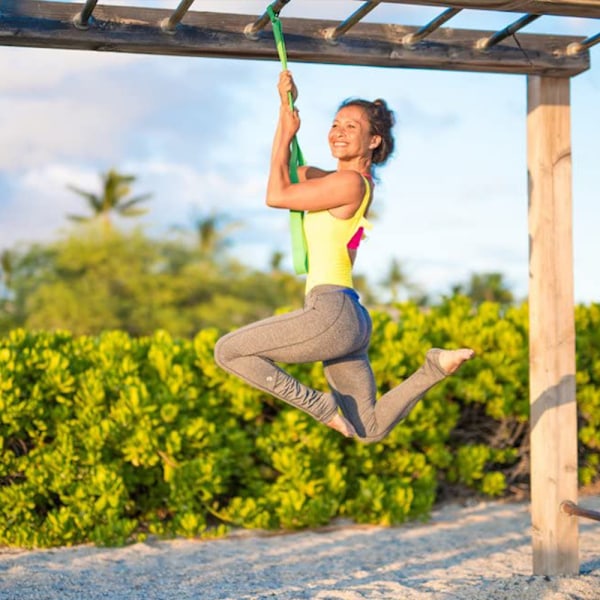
[0, 250, 13, 288]
[67, 169, 151, 234]
[193, 211, 243, 258]
[269, 250, 285, 272]
[380, 258, 418, 303]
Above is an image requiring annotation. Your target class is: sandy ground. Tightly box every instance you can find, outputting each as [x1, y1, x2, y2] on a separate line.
[1, 496, 599, 600]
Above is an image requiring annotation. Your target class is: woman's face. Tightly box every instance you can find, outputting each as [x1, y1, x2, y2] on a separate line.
[328, 105, 379, 161]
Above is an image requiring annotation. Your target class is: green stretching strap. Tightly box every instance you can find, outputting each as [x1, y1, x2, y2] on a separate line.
[267, 6, 308, 275]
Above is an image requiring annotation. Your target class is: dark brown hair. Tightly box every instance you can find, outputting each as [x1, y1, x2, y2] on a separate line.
[338, 98, 395, 166]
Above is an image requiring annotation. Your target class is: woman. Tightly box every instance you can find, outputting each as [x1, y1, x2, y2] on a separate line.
[214, 71, 474, 442]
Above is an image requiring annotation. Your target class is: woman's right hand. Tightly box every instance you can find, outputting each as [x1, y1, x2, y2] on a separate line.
[278, 70, 298, 106]
[279, 104, 301, 142]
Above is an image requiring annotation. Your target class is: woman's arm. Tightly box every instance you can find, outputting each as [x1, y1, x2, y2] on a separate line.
[297, 165, 333, 182]
[266, 103, 295, 204]
[265, 71, 365, 215]
[267, 164, 365, 214]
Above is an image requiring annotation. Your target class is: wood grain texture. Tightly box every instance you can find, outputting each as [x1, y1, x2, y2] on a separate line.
[527, 75, 579, 576]
[0, 1, 590, 76]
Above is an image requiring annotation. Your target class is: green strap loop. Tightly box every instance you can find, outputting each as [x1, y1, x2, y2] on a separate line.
[267, 6, 308, 275]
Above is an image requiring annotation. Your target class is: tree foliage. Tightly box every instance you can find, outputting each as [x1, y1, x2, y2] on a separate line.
[1, 168, 598, 549]
[379, 257, 423, 303]
[0, 164, 521, 335]
[451, 272, 515, 306]
[0, 228, 305, 337]
[1, 298, 598, 548]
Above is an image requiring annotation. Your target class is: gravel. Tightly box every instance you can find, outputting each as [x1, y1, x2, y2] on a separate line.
[1, 497, 599, 600]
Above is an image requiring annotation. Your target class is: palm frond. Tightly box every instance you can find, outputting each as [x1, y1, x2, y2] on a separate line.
[118, 194, 152, 210]
[118, 207, 148, 217]
[67, 168, 151, 228]
[66, 214, 94, 223]
[67, 185, 103, 213]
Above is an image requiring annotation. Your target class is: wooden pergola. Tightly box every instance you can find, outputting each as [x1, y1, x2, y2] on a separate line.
[1, 0, 599, 577]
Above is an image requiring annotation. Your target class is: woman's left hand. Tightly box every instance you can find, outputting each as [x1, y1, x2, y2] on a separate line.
[278, 70, 298, 105]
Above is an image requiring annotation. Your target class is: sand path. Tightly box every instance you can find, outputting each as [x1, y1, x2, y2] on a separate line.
[1, 497, 599, 600]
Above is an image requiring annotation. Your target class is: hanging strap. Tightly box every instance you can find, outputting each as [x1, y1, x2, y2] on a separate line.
[267, 6, 308, 275]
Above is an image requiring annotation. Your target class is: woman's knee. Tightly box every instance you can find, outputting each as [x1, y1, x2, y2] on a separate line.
[214, 333, 237, 369]
[357, 429, 388, 444]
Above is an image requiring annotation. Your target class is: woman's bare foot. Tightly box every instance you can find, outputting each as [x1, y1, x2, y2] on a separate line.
[427, 348, 475, 375]
[430, 348, 475, 375]
[326, 413, 357, 438]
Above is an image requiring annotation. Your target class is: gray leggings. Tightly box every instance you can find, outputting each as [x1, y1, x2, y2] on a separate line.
[214, 284, 447, 443]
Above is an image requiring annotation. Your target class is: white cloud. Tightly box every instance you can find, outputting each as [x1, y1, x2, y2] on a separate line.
[0, 47, 158, 171]
[124, 158, 267, 228]
[0, 48, 143, 92]
[0, 163, 98, 246]
[0, 96, 133, 170]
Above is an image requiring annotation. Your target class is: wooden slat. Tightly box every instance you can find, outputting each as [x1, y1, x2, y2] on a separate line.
[403, 8, 462, 46]
[0, 1, 590, 76]
[162, 0, 197, 32]
[476, 14, 541, 50]
[382, 0, 600, 19]
[324, 0, 382, 42]
[527, 75, 579, 576]
[74, 0, 99, 28]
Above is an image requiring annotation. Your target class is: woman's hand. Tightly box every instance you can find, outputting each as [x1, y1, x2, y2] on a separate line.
[279, 104, 300, 142]
[278, 70, 298, 106]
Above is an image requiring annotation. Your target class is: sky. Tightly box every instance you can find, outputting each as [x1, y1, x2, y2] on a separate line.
[0, 0, 598, 303]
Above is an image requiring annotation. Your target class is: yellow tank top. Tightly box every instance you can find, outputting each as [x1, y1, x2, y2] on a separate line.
[304, 176, 372, 293]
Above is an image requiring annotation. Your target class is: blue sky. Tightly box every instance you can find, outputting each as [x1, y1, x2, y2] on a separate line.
[0, 1, 598, 303]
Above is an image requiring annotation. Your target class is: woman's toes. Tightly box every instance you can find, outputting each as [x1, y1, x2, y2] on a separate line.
[437, 348, 475, 375]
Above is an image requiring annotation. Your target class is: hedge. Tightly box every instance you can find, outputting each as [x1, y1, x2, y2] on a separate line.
[0, 296, 598, 547]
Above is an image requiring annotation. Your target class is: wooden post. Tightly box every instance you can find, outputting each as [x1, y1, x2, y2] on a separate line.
[527, 75, 579, 575]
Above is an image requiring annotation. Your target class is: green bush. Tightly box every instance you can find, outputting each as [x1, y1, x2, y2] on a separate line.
[1, 297, 598, 547]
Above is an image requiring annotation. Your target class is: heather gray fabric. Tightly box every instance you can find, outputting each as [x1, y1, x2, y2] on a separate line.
[214, 284, 447, 443]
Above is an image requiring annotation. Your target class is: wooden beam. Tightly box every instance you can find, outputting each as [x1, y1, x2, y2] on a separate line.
[527, 75, 579, 576]
[0, 1, 590, 76]
[382, 0, 600, 19]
